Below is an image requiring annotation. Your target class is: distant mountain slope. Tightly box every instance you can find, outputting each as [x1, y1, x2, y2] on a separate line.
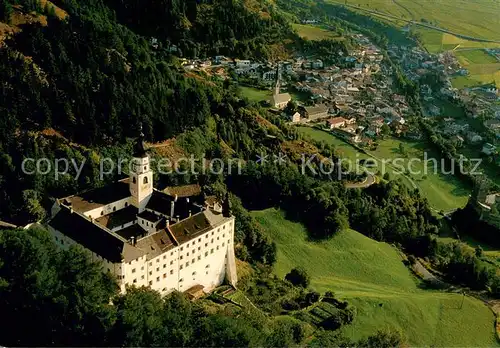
[0, 0, 294, 144]
[101, 0, 294, 59]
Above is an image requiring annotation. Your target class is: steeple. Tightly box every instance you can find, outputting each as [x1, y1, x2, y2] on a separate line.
[274, 63, 280, 96]
[222, 192, 231, 218]
[130, 124, 153, 212]
[133, 124, 148, 158]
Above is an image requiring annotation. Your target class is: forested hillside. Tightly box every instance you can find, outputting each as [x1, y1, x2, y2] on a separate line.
[107, 0, 293, 59]
[0, 0, 297, 222]
[0, 0, 292, 147]
[2, 0, 498, 345]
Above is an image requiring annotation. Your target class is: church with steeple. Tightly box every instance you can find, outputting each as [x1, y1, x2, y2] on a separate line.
[269, 63, 291, 109]
[47, 129, 237, 296]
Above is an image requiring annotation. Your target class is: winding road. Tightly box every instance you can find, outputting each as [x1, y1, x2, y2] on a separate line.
[345, 173, 376, 189]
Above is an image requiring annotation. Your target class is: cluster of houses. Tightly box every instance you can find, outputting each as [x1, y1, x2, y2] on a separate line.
[435, 115, 499, 155]
[178, 31, 497, 155]
[435, 88, 500, 156]
[387, 40, 499, 161]
[475, 185, 500, 228]
[266, 34, 408, 144]
[388, 45, 464, 114]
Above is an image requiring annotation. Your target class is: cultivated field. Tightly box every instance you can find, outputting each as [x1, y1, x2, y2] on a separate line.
[404, 27, 500, 88]
[252, 208, 498, 346]
[298, 127, 470, 212]
[336, 0, 500, 41]
[415, 28, 500, 54]
[329, 0, 500, 88]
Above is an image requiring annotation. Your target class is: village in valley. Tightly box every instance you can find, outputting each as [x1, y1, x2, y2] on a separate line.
[180, 33, 410, 146]
[176, 25, 500, 216]
[389, 43, 500, 157]
[179, 29, 499, 170]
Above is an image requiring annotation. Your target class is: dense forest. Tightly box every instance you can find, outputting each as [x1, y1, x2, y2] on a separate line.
[0, 226, 407, 347]
[0, 0, 296, 222]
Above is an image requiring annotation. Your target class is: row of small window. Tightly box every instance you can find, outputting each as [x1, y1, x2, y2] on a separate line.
[146, 240, 230, 267]
[133, 244, 226, 274]
[128, 229, 231, 266]
[140, 219, 155, 227]
[131, 176, 149, 184]
[99, 202, 129, 216]
[179, 241, 226, 259]
[180, 231, 228, 251]
[131, 268, 205, 285]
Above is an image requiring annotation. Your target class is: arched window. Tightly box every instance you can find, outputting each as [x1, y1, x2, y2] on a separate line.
[132, 177, 136, 184]
[143, 176, 148, 184]
[113, 206, 116, 212]
[125, 202, 129, 207]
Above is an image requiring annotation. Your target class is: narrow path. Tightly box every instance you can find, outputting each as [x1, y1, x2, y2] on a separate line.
[392, 0, 413, 21]
[0, 220, 18, 229]
[345, 173, 376, 189]
[413, 259, 449, 288]
[362, 150, 418, 189]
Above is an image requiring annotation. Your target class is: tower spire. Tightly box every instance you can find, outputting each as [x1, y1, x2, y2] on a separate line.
[133, 123, 147, 158]
[130, 122, 153, 212]
[274, 63, 280, 96]
[222, 191, 231, 218]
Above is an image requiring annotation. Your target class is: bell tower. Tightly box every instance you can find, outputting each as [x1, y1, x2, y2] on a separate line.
[274, 63, 281, 96]
[130, 125, 153, 212]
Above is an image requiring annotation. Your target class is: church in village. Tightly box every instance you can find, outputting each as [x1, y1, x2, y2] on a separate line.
[47, 130, 237, 296]
[270, 64, 291, 109]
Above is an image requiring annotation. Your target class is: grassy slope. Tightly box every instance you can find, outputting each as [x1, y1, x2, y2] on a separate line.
[252, 208, 498, 346]
[298, 127, 470, 212]
[291, 23, 340, 41]
[239, 86, 272, 102]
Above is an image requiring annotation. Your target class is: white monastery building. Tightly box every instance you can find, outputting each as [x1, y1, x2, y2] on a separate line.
[48, 130, 237, 296]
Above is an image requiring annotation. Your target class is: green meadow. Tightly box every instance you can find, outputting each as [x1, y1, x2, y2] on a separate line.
[252, 208, 498, 346]
[415, 28, 500, 54]
[239, 86, 271, 102]
[298, 127, 470, 212]
[453, 49, 500, 88]
[411, 27, 500, 88]
[330, 0, 500, 88]
[291, 23, 341, 41]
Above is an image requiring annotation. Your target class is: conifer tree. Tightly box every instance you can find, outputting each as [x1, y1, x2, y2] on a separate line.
[0, 0, 13, 23]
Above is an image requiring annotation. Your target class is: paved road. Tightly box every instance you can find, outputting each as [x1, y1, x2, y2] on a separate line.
[329, 1, 500, 44]
[413, 259, 450, 288]
[345, 173, 376, 188]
